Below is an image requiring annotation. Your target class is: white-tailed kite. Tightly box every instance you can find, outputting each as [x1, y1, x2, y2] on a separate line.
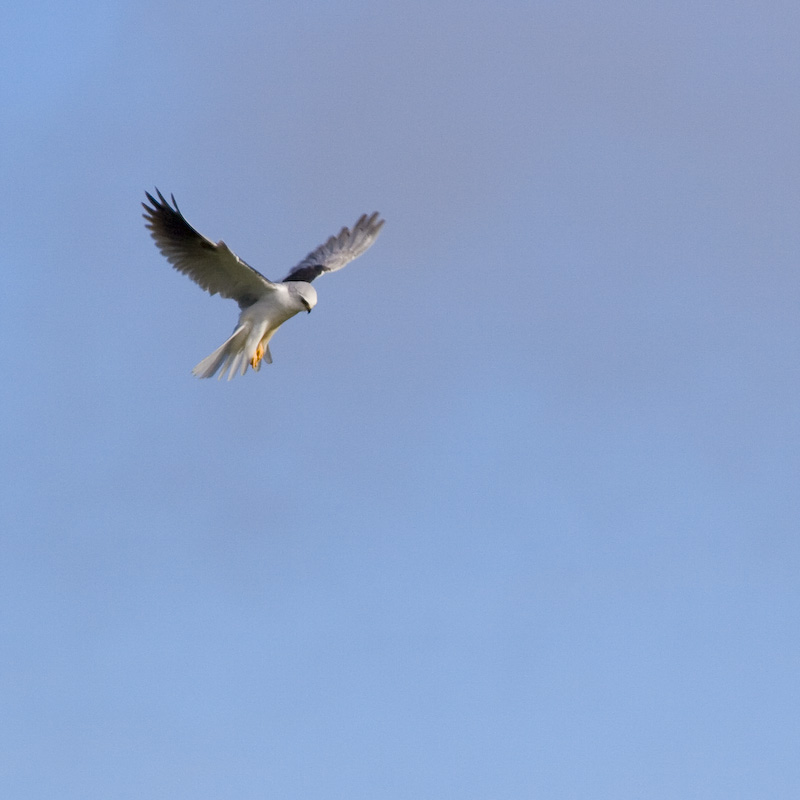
[143, 190, 384, 380]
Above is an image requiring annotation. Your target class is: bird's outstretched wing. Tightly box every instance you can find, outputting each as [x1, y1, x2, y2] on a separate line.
[283, 212, 385, 283]
[143, 190, 276, 309]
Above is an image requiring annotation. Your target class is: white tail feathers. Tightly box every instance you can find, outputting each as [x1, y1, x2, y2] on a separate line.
[192, 322, 273, 380]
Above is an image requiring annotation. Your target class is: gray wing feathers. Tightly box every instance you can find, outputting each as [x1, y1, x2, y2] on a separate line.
[143, 190, 275, 308]
[283, 212, 385, 283]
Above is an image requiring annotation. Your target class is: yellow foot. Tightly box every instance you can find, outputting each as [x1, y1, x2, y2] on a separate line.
[250, 343, 264, 369]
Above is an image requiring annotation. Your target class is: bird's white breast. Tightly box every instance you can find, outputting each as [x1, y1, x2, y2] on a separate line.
[240, 284, 306, 330]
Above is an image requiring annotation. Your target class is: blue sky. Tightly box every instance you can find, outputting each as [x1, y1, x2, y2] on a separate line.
[2, 1, 799, 797]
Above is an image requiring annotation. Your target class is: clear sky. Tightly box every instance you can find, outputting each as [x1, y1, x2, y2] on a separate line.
[2, 1, 799, 797]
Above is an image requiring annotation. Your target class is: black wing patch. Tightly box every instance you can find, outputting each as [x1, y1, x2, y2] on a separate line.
[284, 264, 327, 283]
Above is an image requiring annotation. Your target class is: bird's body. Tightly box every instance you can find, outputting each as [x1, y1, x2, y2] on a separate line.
[191, 281, 317, 378]
[142, 190, 384, 380]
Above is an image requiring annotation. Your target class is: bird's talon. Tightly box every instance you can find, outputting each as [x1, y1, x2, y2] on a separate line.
[250, 343, 264, 369]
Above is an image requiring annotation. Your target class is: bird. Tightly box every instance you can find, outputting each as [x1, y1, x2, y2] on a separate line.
[142, 190, 384, 380]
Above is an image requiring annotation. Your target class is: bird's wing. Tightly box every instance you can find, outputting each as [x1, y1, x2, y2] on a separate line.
[143, 190, 277, 309]
[282, 212, 385, 283]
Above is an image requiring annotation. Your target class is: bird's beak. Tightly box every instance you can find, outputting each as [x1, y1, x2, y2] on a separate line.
[307, 308, 312, 314]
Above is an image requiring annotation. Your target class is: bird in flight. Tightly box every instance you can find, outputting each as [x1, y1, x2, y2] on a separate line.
[143, 190, 385, 380]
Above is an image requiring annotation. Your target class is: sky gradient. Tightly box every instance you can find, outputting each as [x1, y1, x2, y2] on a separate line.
[2, 1, 799, 797]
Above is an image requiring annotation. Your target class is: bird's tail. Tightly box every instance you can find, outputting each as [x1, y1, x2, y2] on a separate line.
[192, 323, 272, 380]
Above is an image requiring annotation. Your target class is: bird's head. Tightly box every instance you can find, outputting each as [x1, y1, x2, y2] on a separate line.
[289, 282, 318, 313]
